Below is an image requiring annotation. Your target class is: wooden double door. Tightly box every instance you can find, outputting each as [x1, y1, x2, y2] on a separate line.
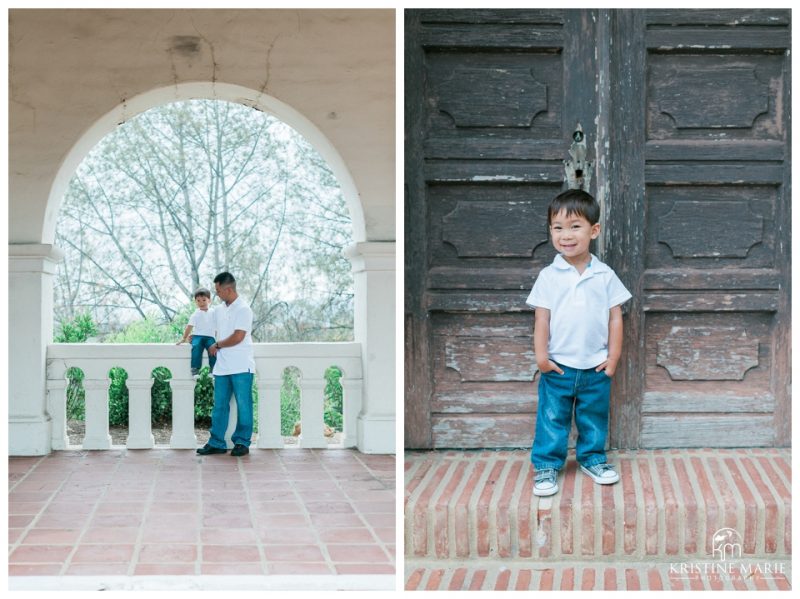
[405, 9, 791, 449]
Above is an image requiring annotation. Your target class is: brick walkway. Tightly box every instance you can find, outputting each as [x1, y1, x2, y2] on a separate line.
[405, 448, 791, 590]
[9, 448, 395, 585]
[405, 560, 792, 591]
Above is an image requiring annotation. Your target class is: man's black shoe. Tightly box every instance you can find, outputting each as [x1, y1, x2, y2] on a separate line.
[231, 444, 249, 457]
[196, 444, 227, 455]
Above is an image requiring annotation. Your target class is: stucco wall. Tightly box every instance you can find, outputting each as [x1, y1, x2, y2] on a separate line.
[9, 8, 395, 243]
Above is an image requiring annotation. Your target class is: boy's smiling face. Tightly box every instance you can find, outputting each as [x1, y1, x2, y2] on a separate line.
[549, 209, 600, 267]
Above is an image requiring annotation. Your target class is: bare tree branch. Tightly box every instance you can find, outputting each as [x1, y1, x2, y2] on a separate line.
[54, 99, 354, 342]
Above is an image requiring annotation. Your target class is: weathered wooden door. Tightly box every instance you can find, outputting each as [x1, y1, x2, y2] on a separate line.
[405, 9, 791, 449]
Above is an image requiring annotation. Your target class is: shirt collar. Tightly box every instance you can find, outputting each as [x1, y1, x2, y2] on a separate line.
[553, 253, 609, 274]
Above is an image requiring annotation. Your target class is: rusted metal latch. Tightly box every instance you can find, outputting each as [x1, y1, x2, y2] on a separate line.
[564, 124, 592, 191]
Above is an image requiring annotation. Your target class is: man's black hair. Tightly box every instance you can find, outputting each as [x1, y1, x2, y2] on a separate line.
[213, 272, 236, 287]
[548, 189, 600, 226]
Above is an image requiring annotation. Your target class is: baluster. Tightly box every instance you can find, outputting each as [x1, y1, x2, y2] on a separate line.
[170, 378, 198, 448]
[46, 377, 69, 450]
[126, 378, 154, 449]
[340, 375, 362, 449]
[82, 377, 112, 449]
[299, 376, 326, 448]
[256, 376, 283, 449]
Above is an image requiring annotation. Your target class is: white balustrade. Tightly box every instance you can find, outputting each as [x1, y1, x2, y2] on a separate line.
[256, 377, 284, 449]
[126, 378, 155, 449]
[299, 378, 327, 448]
[45, 343, 363, 451]
[340, 375, 362, 449]
[169, 379, 198, 449]
[83, 377, 113, 450]
[45, 372, 69, 451]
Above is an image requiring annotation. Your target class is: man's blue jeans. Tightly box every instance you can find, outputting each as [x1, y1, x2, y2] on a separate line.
[531, 362, 612, 471]
[191, 335, 217, 372]
[208, 372, 254, 449]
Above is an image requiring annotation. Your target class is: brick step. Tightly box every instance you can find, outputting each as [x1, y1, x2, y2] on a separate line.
[405, 449, 790, 561]
[404, 559, 792, 591]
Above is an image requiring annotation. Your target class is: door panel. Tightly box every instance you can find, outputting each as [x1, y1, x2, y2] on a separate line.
[405, 8, 791, 449]
[636, 10, 790, 447]
[409, 9, 597, 448]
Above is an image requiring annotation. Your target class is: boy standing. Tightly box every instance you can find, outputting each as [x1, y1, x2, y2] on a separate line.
[177, 288, 217, 376]
[526, 189, 632, 496]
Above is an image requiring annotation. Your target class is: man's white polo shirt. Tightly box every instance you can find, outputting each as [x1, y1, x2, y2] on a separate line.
[526, 254, 632, 369]
[213, 296, 256, 375]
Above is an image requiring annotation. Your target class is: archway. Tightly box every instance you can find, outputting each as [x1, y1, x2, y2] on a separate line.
[41, 81, 367, 245]
[48, 85, 362, 450]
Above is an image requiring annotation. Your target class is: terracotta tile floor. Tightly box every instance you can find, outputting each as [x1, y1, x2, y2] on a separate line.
[9, 448, 396, 578]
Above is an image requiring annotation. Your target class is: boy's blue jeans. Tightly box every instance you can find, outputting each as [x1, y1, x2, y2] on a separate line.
[191, 335, 217, 371]
[208, 372, 254, 449]
[531, 362, 612, 471]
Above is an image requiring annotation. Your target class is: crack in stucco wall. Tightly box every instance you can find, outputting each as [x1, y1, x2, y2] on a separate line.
[258, 10, 301, 100]
[190, 19, 218, 85]
[260, 33, 283, 96]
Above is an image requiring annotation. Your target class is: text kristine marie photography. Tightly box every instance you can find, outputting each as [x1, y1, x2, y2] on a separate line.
[670, 528, 787, 583]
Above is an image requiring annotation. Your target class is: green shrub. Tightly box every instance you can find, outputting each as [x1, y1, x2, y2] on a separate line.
[281, 367, 301, 436]
[193, 367, 215, 425]
[151, 367, 172, 425]
[55, 312, 97, 343]
[108, 367, 128, 426]
[107, 317, 179, 343]
[65, 367, 85, 420]
[324, 366, 343, 432]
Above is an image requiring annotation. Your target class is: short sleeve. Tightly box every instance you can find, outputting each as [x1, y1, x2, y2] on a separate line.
[188, 311, 199, 326]
[525, 269, 552, 309]
[607, 272, 632, 308]
[233, 306, 253, 333]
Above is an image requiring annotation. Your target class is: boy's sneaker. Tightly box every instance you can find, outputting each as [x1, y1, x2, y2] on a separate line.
[533, 468, 559, 496]
[191, 368, 200, 376]
[580, 463, 620, 484]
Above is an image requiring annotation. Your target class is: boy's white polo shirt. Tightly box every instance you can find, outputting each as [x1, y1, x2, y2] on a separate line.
[213, 296, 256, 375]
[189, 307, 216, 338]
[526, 254, 632, 369]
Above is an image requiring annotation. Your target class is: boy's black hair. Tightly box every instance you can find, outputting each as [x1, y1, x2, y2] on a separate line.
[548, 189, 600, 226]
[194, 287, 211, 299]
[213, 272, 236, 287]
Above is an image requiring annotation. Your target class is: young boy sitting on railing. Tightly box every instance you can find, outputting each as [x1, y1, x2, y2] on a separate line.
[177, 287, 217, 377]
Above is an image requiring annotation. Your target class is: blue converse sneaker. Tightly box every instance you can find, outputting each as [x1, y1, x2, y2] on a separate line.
[533, 468, 559, 496]
[580, 463, 620, 485]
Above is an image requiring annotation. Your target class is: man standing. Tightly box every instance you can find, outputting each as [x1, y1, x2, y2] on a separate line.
[197, 272, 256, 457]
